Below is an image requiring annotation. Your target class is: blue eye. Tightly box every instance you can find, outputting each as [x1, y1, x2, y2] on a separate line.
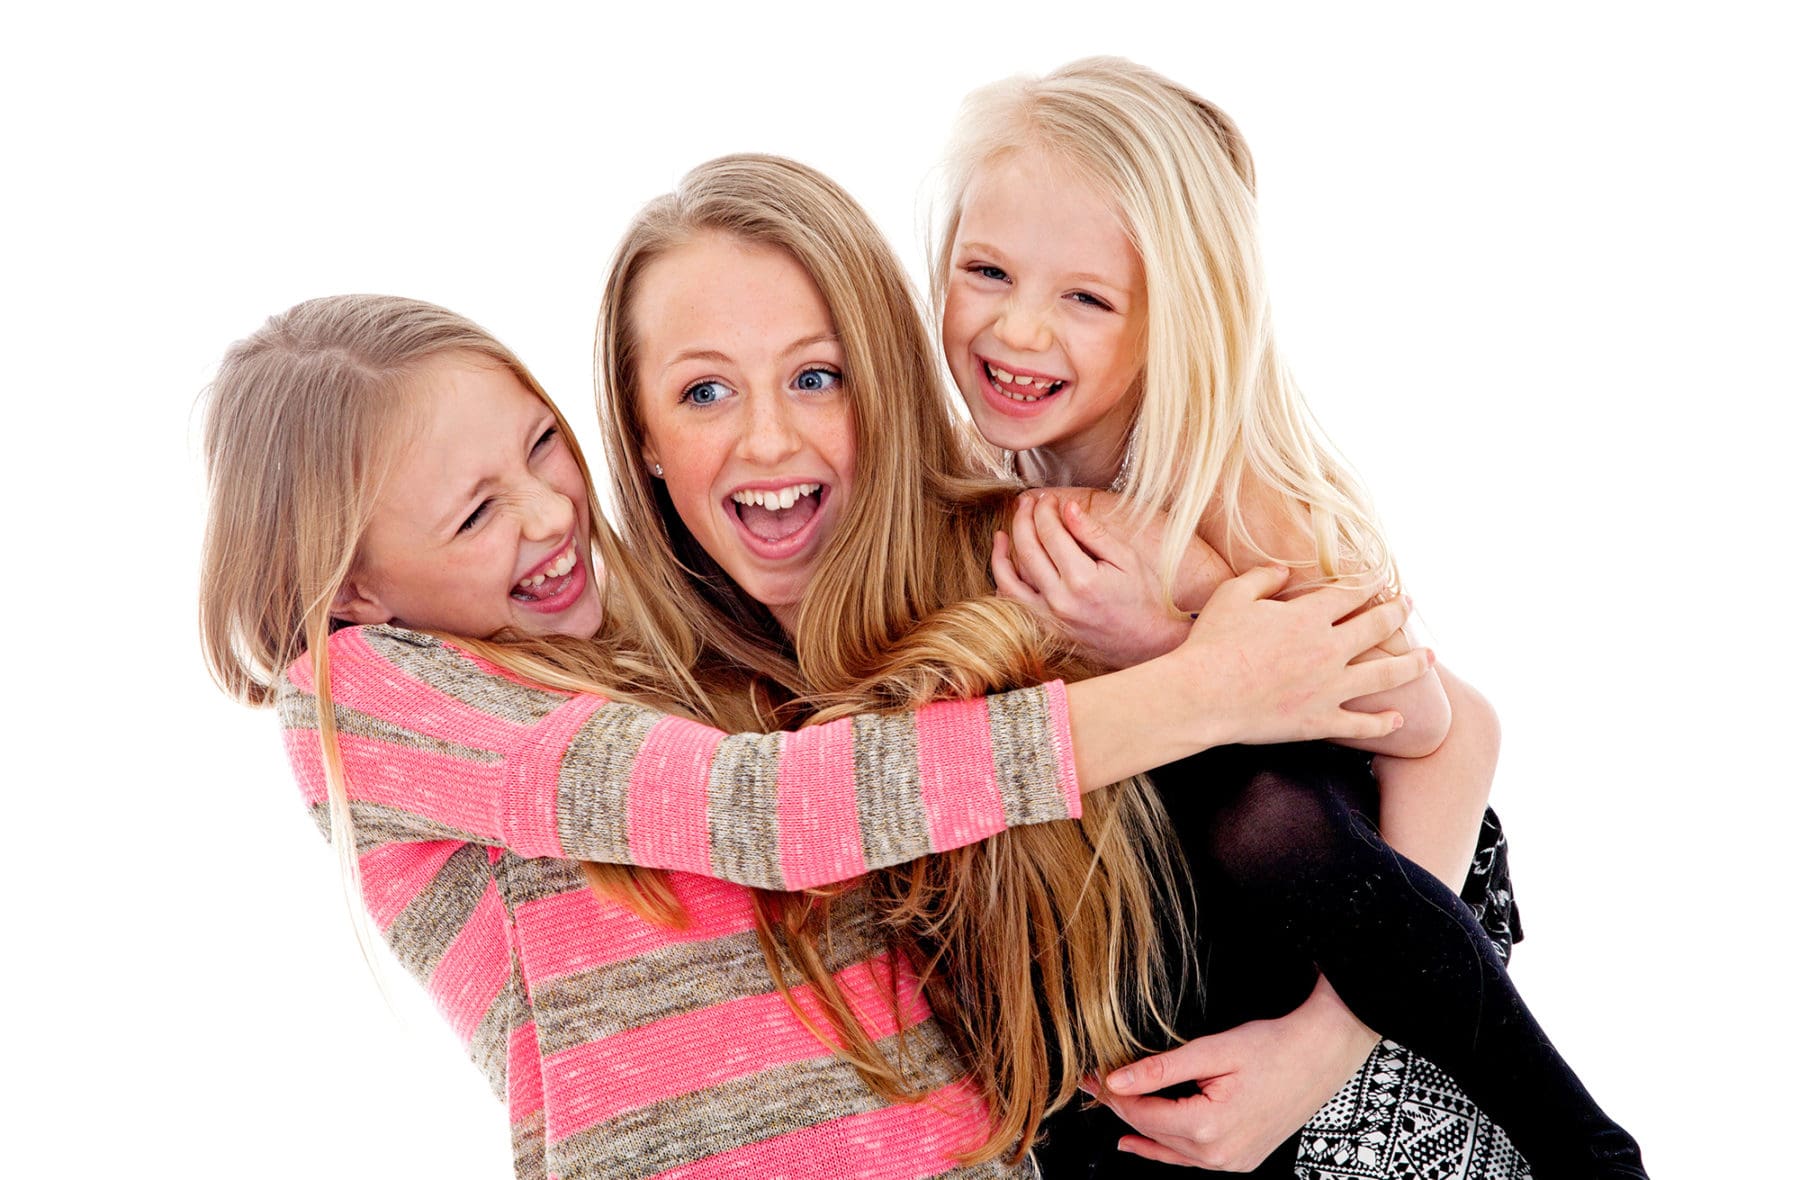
[681, 380, 727, 406]
[1070, 291, 1114, 311]
[970, 263, 1009, 283]
[794, 367, 841, 393]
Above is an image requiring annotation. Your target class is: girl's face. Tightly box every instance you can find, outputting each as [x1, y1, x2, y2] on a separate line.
[333, 351, 604, 639]
[941, 148, 1148, 485]
[630, 232, 855, 631]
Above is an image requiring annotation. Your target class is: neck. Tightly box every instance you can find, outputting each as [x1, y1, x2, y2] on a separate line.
[1016, 422, 1132, 491]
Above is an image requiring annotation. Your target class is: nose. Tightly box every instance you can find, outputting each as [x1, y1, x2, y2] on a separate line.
[993, 292, 1053, 354]
[517, 479, 575, 542]
[736, 388, 802, 466]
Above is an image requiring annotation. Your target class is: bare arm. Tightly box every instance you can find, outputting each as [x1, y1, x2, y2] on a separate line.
[1372, 663, 1500, 888]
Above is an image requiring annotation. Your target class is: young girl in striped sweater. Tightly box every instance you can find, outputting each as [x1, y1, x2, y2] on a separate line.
[932, 57, 1647, 1177]
[197, 289, 1421, 1178]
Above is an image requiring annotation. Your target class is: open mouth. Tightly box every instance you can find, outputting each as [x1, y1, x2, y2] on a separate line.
[511, 542, 581, 605]
[729, 482, 824, 546]
[982, 359, 1066, 403]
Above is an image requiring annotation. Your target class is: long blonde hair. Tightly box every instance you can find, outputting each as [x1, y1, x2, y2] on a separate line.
[598, 154, 1182, 1162]
[197, 294, 690, 945]
[934, 56, 1395, 596]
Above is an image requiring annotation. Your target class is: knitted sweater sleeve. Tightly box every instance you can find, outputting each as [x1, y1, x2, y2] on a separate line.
[278, 624, 1082, 890]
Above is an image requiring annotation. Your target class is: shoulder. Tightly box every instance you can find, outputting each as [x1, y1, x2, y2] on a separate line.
[1202, 471, 1318, 574]
[283, 624, 574, 713]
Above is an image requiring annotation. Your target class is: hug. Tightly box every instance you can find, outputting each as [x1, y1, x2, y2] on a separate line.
[198, 58, 1647, 1180]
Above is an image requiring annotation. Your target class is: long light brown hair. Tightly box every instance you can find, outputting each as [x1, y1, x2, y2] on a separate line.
[934, 57, 1395, 597]
[596, 154, 1184, 1162]
[197, 294, 694, 943]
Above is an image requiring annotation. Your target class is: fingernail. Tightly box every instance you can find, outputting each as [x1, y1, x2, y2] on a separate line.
[1425, 647, 1436, 666]
[1109, 1066, 1134, 1088]
[1392, 714, 1405, 731]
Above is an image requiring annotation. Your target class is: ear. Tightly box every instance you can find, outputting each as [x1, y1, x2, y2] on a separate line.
[642, 444, 663, 478]
[330, 575, 395, 626]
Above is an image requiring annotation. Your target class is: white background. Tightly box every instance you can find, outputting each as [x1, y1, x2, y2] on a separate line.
[5, 2, 1793, 1175]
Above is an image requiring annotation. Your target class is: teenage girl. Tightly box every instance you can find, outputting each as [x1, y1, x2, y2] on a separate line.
[198, 293, 1422, 1178]
[932, 58, 1648, 1178]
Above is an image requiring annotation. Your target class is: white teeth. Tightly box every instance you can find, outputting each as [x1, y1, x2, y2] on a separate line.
[516, 545, 577, 592]
[730, 483, 820, 509]
[986, 362, 1063, 395]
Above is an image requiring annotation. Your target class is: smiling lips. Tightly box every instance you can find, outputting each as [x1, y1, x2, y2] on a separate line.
[511, 540, 585, 610]
[728, 482, 825, 548]
[980, 357, 1068, 410]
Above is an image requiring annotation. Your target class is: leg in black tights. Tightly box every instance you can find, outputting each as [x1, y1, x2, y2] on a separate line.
[1035, 743, 1646, 1179]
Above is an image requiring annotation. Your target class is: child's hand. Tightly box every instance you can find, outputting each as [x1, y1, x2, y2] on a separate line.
[992, 490, 1192, 668]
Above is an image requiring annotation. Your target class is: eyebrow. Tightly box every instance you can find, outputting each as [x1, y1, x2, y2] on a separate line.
[660, 332, 842, 374]
[431, 412, 553, 535]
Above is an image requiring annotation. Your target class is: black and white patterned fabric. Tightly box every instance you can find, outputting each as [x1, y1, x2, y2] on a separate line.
[1291, 808, 1529, 1180]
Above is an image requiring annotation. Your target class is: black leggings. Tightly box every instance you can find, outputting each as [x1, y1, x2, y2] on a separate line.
[1037, 742, 1646, 1179]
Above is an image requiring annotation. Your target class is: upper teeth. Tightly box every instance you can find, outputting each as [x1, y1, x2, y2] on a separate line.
[517, 546, 577, 590]
[985, 363, 1060, 395]
[731, 483, 820, 510]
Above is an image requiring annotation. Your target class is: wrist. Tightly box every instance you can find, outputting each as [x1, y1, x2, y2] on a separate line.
[1300, 977, 1380, 1066]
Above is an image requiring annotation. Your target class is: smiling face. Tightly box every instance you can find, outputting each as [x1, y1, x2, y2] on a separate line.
[332, 351, 604, 639]
[629, 232, 854, 631]
[941, 147, 1149, 488]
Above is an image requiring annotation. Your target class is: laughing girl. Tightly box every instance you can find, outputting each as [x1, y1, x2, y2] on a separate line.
[932, 58, 1647, 1178]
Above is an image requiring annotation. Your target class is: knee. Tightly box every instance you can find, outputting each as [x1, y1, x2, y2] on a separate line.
[1202, 764, 1369, 893]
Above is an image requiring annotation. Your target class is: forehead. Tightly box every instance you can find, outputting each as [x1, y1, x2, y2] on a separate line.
[957, 148, 1137, 270]
[388, 352, 546, 481]
[630, 233, 836, 362]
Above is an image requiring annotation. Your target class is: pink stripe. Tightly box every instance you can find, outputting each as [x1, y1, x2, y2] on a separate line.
[913, 696, 1006, 852]
[776, 721, 866, 889]
[358, 841, 462, 930]
[503, 694, 607, 857]
[428, 881, 511, 1044]
[647, 1079, 989, 1180]
[1044, 681, 1083, 819]
[514, 873, 757, 979]
[626, 716, 722, 877]
[543, 954, 931, 1140]
[327, 630, 545, 752]
[288, 730, 508, 839]
[509, 1021, 544, 1119]
[287, 651, 317, 693]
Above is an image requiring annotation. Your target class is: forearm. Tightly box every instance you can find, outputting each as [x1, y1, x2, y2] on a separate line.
[1293, 975, 1380, 1086]
[1066, 656, 1227, 790]
[306, 624, 1085, 891]
[1372, 664, 1498, 889]
[1334, 638, 1451, 758]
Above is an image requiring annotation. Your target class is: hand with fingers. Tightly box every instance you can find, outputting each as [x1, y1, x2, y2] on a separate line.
[1097, 981, 1377, 1172]
[992, 490, 1233, 668]
[1173, 564, 1431, 749]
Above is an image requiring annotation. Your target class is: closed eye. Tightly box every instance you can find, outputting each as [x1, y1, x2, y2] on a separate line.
[531, 425, 560, 451]
[459, 500, 492, 533]
[1069, 291, 1115, 311]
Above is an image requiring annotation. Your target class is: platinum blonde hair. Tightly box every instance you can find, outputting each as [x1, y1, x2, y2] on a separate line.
[934, 56, 1395, 596]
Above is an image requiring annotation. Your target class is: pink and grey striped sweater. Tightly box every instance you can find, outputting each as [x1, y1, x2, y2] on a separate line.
[277, 624, 1084, 1179]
